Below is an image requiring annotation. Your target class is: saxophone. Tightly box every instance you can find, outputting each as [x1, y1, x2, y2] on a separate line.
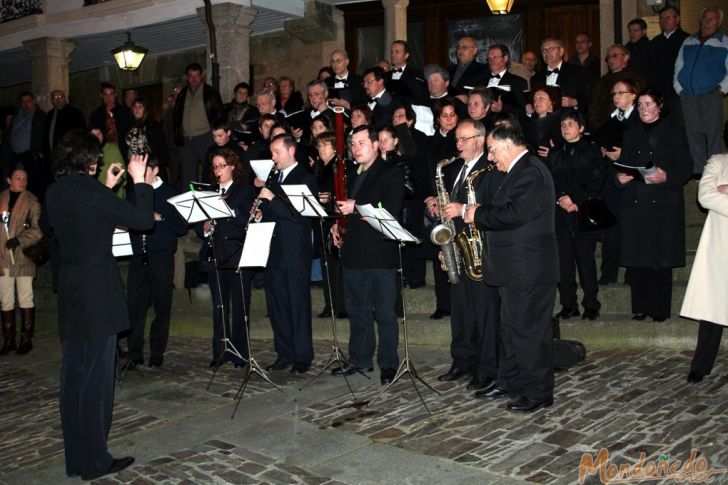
[430, 157, 461, 284]
[455, 162, 496, 281]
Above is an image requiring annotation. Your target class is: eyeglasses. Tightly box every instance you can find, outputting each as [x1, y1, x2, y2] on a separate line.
[455, 135, 480, 143]
[486, 142, 505, 153]
[212, 164, 229, 170]
[612, 91, 631, 96]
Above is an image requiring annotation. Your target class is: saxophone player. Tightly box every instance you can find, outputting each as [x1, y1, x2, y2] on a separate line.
[440, 119, 504, 392]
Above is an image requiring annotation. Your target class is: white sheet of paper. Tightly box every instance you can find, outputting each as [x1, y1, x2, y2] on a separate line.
[355, 204, 418, 243]
[112, 228, 133, 258]
[282, 185, 328, 217]
[412, 105, 435, 136]
[239, 222, 276, 268]
[250, 159, 275, 180]
[167, 190, 233, 224]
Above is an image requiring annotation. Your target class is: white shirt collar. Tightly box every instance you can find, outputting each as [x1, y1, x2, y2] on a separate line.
[220, 180, 233, 192]
[507, 149, 530, 173]
[279, 162, 298, 182]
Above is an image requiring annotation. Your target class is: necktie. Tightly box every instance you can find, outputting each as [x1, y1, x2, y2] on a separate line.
[278, 171, 284, 184]
[220, 187, 226, 196]
[617, 109, 625, 121]
[451, 163, 468, 199]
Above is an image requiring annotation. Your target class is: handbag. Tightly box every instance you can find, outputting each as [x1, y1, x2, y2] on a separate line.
[578, 197, 616, 231]
[22, 236, 50, 266]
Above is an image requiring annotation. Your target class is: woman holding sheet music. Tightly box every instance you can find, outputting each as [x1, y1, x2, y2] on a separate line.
[615, 88, 692, 322]
[196, 148, 255, 368]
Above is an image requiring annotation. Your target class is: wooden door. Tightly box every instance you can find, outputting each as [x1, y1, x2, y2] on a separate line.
[543, 5, 600, 61]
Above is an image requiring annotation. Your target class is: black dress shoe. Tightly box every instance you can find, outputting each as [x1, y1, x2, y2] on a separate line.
[474, 383, 510, 399]
[331, 363, 373, 376]
[429, 309, 450, 320]
[81, 456, 135, 480]
[147, 357, 163, 368]
[554, 306, 580, 320]
[687, 371, 704, 384]
[290, 363, 310, 375]
[506, 396, 554, 413]
[631, 313, 648, 321]
[597, 276, 616, 285]
[466, 374, 495, 391]
[317, 308, 332, 318]
[652, 316, 667, 322]
[437, 366, 471, 382]
[209, 359, 223, 368]
[582, 308, 600, 321]
[380, 368, 396, 385]
[265, 359, 292, 371]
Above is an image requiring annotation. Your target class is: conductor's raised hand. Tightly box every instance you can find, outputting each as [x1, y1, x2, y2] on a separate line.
[104, 163, 125, 189]
[127, 153, 149, 184]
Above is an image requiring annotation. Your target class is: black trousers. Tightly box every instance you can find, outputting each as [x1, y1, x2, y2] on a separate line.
[265, 267, 313, 365]
[557, 230, 600, 311]
[450, 273, 499, 376]
[320, 249, 346, 314]
[209, 268, 253, 363]
[178, 133, 213, 189]
[59, 334, 116, 479]
[628, 267, 672, 319]
[600, 176, 621, 282]
[690, 320, 724, 375]
[496, 284, 556, 401]
[126, 252, 175, 363]
[432, 258, 451, 312]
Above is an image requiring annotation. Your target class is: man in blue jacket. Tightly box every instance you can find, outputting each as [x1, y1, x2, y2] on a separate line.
[674, 6, 728, 174]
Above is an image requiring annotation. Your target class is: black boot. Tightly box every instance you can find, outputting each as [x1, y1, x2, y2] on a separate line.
[0, 310, 16, 355]
[16, 307, 34, 355]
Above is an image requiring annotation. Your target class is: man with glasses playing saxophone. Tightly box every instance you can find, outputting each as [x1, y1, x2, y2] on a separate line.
[437, 118, 504, 393]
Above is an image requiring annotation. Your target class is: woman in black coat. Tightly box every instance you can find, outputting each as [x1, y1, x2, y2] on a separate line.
[126, 97, 169, 177]
[616, 88, 692, 322]
[545, 110, 606, 322]
[521, 85, 563, 161]
[196, 148, 255, 367]
[593, 78, 642, 284]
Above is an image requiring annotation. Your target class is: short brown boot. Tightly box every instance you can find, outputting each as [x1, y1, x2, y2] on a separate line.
[16, 307, 34, 355]
[0, 310, 16, 355]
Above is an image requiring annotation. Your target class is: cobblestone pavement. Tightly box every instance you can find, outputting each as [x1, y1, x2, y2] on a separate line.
[1, 332, 727, 485]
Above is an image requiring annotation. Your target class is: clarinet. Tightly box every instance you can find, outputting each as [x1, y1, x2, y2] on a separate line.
[247, 165, 278, 226]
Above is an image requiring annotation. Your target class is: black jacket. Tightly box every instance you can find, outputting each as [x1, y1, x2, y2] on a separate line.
[127, 180, 187, 254]
[44, 104, 86, 152]
[385, 65, 428, 105]
[448, 61, 489, 95]
[89, 103, 131, 159]
[532, 62, 590, 113]
[649, 29, 691, 99]
[173, 84, 223, 146]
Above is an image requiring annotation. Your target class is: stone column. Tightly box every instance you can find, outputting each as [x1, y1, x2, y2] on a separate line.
[197, 3, 258, 101]
[22, 37, 75, 111]
[382, 0, 409, 56]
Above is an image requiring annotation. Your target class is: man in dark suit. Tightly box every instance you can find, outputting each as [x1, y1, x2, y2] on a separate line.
[326, 49, 365, 111]
[424, 64, 469, 119]
[47, 130, 153, 480]
[532, 38, 589, 113]
[386, 40, 428, 105]
[626, 18, 651, 76]
[448, 36, 489, 98]
[258, 134, 318, 375]
[124, 158, 188, 369]
[9, 91, 46, 198]
[485, 44, 528, 110]
[362, 66, 399, 131]
[330, 125, 404, 385]
[45, 89, 86, 152]
[439, 119, 503, 392]
[465, 125, 558, 412]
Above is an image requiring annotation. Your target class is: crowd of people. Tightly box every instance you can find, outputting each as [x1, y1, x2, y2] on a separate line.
[0, 4, 726, 479]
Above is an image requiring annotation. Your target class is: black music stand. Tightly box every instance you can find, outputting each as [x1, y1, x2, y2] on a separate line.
[167, 190, 247, 388]
[356, 204, 441, 415]
[231, 221, 287, 418]
[284, 186, 369, 400]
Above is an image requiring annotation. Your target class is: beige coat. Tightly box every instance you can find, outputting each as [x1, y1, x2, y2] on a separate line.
[681, 154, 728, 327]
[0, 189, 42, 278]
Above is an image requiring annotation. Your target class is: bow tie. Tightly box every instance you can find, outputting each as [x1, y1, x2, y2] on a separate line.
[368, 97, 378, 104]
[392, 68, 403, 73]
[547, 68, 560, 75]
[489, 73, 501, 79]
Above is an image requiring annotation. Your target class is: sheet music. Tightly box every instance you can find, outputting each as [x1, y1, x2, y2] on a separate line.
[250, 159, 276, 180]
[355, 204, 418, 243]
[613, 162, 658, 184]
[282, 185, 328, 217]
[239, 222, 276, 268]
[412, 105, 435, 136]
[112, 228, 133, 258]
[167, 190, 234, 223]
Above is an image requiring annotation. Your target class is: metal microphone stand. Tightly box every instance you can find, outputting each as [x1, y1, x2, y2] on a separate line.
[364, 215, 440, 415]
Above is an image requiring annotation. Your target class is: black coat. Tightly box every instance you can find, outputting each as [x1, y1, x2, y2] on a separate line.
[649, 29, 691, 99]
[44, 104, 86, 152]
[341, 158, 404, 269]
[127, 181, 187, 254]
[448, 61, 489, 95]
[385, 65, 428, 105]
[260, 163, 318, 269]
[544, 138, 606, 235]
[426, 130, 458, 198]
[195, 182, 256, 271]
[474, 153, 559, 287]
[89, 103, 131, 158]
[277, 91, 304, 114]
[521, 111, 563, 160]
[370, 90, 400, 131]
[326, 73, 365, 108]
[46, 175, 154, 339]
[626, 37, 651, 78]
[617, 117, 692, 268]
[489, 71, 529, 109]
